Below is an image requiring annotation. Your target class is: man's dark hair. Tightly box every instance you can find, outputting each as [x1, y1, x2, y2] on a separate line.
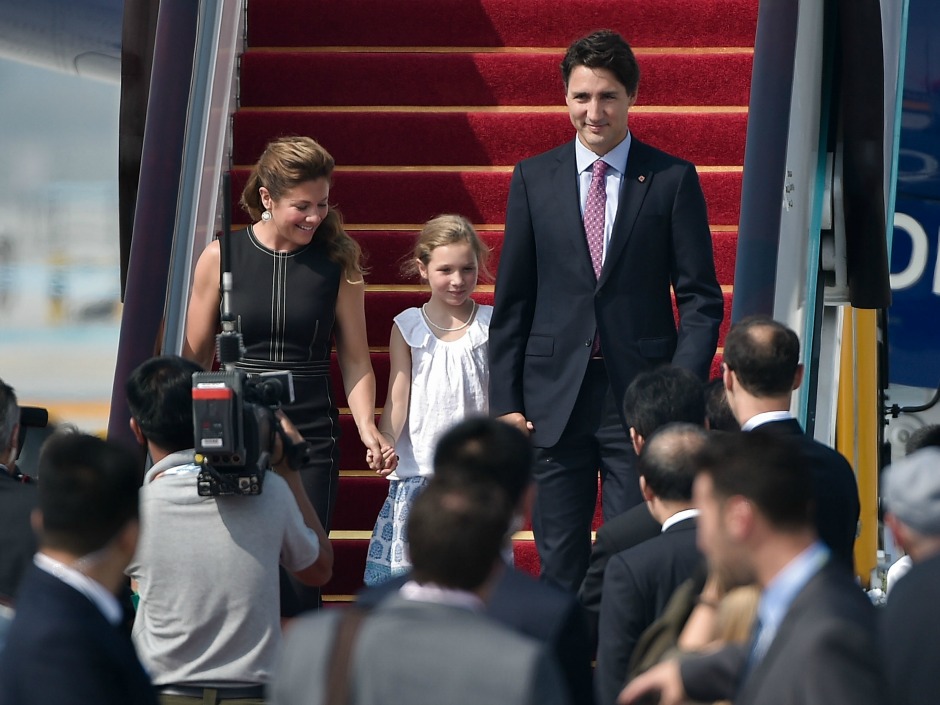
[433, 417, 533, 508]
[0, 378, 18, 452]
[705, 377, 739, 431]
[638, 423, 708, 502]
[126, 356, 202, 452]
[37, 433, 141, 556]
[623, 365, 705, 439]
[561, 29, 640, 96]
[695, 431, 813, 531]
[408, 480, 511, 591]
[906, 424, 940, 456]
[722, 315, 800, 397]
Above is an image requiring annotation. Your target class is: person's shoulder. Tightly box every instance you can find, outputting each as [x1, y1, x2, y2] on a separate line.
[393, 307, 432, 348]
[516, 141, 572, 170]
[630, 137, 695, 169]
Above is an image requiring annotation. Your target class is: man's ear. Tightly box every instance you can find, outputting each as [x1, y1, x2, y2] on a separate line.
[792, 363, 805, 391]
[129, 418, 146, 446]
[30, 508, 43, 535]
[639, 475, 654, 503]
[630, 427, 645, 456]
[116, 518, 141, 560]
[724, 495, 755, 542]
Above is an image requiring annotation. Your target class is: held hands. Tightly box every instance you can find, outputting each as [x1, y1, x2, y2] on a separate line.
[362, 425, 397, 475]
[496, 412, 535, 437]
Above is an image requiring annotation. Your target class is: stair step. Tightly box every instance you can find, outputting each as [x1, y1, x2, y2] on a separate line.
[324, 536, 542, 596]
[347, 228, 736, 287]
[247, 0, 758, 49]
[240, 50, 753, 108]
[233, 110, 747, 169]
[230, 169, 743, 229]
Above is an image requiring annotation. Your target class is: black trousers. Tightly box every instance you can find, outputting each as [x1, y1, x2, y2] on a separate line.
[531, 360, 641, 593]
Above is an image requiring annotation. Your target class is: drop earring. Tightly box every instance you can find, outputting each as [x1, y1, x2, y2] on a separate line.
[261, 210, 272, 222]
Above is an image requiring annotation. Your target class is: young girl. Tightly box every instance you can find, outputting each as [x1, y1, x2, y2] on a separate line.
[363, 214, 492, 586]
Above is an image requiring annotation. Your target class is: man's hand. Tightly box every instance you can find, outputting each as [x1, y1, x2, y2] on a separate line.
[272, 411, 304, 474]
[618, 660, 686, 705]
[497, 412, 534, 437]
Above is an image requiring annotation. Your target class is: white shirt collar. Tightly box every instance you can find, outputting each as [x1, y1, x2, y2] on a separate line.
[575, 131, 632, 176]
[34, 552, 123, 626]
[661, 508, 700, 533]
[741, 410, 794, 432]
[399, 580, 485, 612]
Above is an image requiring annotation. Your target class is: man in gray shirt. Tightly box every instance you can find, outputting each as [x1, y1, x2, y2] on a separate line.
[124, 356, 332, 703]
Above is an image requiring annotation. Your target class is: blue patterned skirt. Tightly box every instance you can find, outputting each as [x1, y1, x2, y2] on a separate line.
[363, 476, 430, 586]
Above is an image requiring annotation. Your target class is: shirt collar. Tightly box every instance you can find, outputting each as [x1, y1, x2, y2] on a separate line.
[575, 131, 631, 176]
[34, 552, 124, 626]
[145, 449, 198, 483]
[756, 541, 830, 646]
[661, 508, 699, 533]
[741, 410, 794, 432]
[399, 580, 485, 612]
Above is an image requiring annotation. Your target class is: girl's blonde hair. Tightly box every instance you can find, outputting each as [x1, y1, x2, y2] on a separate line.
[240, 136, 364, 282]
[404, 214, 491, 281]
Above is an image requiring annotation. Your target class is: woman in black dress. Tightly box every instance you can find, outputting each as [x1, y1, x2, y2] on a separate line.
[184, 137, 387, 609]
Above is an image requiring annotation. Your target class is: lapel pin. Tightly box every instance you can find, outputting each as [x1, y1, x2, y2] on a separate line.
[638, 175, 646, 183]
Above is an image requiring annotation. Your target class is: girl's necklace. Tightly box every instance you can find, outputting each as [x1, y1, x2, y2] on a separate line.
[422, 300, 477, 332]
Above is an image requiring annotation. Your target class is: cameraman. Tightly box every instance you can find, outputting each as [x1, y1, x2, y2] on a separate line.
[0, 377, 38, 603]
[124, 356, 332, 703]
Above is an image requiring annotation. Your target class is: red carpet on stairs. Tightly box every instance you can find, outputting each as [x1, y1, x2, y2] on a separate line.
[237, 0, 757, 599]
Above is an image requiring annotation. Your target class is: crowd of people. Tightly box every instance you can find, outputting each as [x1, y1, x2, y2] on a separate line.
[0, 27, 935, 705]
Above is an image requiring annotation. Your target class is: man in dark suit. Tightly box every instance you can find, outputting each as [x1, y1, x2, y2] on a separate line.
[880, 446, 940, 705]
[489, 29, 723, 592]
[0, 378, 38, 603]
[579, 365, 705, 642]
[620, 432, 884, 705]
[0, 433, 157, 705]
[594, 423, 706, 705]
[722, 315, 860, 570]
[358, 418, 594, 705]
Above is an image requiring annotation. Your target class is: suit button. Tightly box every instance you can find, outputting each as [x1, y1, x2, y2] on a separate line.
[585, 339, 592, 346]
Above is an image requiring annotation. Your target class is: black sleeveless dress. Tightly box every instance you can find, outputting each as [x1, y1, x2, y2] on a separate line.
[227, 225, 342, 530]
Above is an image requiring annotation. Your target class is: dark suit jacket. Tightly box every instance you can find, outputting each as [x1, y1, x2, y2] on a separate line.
[881, 552, 940, 705]
[0, 565, 157, 705]
[0, 472, 38, 601]
[595, 517, 702, 705]
[489, 138, 723, 447]
[358, 564, 594, 705]
[681, 561, 884, 705]
[578, 503, 661, 643]
[752, 420, 860, 570]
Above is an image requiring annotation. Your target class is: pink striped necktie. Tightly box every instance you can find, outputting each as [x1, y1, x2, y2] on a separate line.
[584, 159, 607, 356]
[584, 159, 608, 279]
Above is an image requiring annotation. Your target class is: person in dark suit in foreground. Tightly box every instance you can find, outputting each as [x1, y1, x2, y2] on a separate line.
[620, 431, 884, 705]
[489, 29, 723, 592]
[594, 423, 706, 705]
[579, 365, 705, 642]
[0, 433, 157, 705]
[357, 418, 594, 705]
[880, 446, 940, 705]
[722, 315, 859, 571]
[273, 480, 570, 705]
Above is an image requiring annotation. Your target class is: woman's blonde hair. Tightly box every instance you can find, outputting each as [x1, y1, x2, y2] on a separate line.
[240, 136, 363, 282]
[404, 214, 491, 281]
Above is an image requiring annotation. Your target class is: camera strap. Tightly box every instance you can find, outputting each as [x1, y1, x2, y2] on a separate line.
[324, 606, 369, 705]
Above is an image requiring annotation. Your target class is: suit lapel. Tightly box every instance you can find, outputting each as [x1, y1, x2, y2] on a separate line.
[553, 141, 597, 280]
[598, 138, 653, 289]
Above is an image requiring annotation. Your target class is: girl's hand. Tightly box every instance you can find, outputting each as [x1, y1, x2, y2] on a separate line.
[365, 446, 397, 475]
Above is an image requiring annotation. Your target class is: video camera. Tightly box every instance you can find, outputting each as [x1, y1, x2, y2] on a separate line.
[192, 366, 294, 496]
[190, 172, 311, 496]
